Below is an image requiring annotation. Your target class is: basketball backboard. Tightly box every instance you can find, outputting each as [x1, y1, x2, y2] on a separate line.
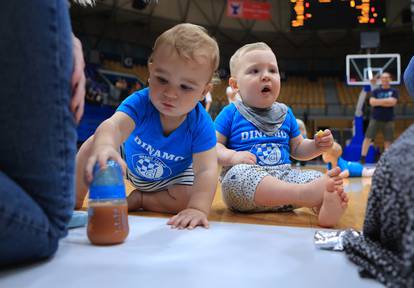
[346, 53, 401, 86]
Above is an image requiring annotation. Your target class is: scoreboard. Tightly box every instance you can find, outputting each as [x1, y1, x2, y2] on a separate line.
[290, 0, 386, 29]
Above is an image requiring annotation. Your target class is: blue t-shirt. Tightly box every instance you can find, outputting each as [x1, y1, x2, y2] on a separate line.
[371, 87, 399, 121]
[328, 157, 363, 177]
[117, 88, 216, 181]
[215, 104, 301, 166]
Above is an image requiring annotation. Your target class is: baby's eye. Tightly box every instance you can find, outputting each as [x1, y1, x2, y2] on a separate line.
[156, 76, 168, 84]
[180, 84, 193, 91]
[269, 68, 278, 74]
[249, 69, 259, 74]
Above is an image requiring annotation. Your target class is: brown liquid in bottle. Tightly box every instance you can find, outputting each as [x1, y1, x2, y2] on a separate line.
[87, 202, 129, 245]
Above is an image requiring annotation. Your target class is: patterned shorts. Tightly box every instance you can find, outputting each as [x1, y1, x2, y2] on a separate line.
[221, 164, 322, 212]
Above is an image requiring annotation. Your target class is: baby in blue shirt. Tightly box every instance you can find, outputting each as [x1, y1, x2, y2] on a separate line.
[76, 24, 220, 230]
[215, 42, 348, 227]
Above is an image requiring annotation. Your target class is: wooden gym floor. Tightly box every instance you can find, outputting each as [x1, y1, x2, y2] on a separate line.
[125, 165, 371, 231]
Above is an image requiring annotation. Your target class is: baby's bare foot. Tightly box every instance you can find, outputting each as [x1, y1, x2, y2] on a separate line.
[327, 167, 343, 190]
[337, 186, 349, 209]
[317, 179, 348, 228]
[302, 167, 342, 207]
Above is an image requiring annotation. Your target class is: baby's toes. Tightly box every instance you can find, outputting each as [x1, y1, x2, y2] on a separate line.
[326, 178, 336, 193]
[335, 186, 344, 195]
[327, 167, 341, 177]
[339, 191, 349, 203]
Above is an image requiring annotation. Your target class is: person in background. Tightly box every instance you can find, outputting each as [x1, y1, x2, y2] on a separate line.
[128, 81, 142, 95]
[203, 90, 213, 113]
[296, 118, 307, 139]
[0, 0, 86, 266]
[200, 85, 213, 113]
[225, 85, 241, 104]
[115, 78, 129, 102]
[360, 72, 399, 163]
[293, 118, 308, 166]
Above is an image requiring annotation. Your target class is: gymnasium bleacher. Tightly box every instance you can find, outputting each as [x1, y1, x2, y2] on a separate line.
[83, 59, 413, 150]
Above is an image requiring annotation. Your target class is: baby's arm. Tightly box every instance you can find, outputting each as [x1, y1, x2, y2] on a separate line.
[216, 131, 256, 166]
[75, 112, 135, 208]
[290, 129, 334, 160]
[167, 147, 218, 229]
[84, 112, 135, 181]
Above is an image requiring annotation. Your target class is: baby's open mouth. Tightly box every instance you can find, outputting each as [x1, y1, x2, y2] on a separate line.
[261, 87, 271, 92]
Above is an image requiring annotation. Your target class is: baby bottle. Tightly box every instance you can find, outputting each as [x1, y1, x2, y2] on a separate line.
[87, 160, 129, 245]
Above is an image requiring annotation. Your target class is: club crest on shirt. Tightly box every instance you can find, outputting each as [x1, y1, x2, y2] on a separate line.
[251, 143, 282, 165]
[132, 154, 172, 180]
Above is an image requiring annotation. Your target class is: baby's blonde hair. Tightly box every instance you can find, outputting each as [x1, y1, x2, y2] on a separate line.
[150, 23, 220, 79]
[229, 42, 272, 76]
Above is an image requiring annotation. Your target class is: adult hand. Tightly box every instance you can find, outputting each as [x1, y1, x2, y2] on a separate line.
[167, 208, 209, 230]
[71, 35, 86, 124]
[315, 129, 334, 152]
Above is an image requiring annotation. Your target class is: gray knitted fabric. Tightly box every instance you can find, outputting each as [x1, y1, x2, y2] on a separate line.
[343, 124, 414, 288]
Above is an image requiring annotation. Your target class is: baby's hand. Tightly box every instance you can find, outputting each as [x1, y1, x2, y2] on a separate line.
[230, 151, 257, 165]
[314, 129, 334, 152]
[85, 144, 126, 183]
[167, 208, 209, 230]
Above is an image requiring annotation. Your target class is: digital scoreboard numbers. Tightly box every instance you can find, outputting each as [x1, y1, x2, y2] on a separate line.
[291, 0, 386, 29]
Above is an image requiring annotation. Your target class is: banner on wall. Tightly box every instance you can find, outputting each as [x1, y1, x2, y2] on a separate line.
[227, 0, 271, 21]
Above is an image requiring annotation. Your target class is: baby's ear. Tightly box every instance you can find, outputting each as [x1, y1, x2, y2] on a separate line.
[229, 77, 238, 91]
[201, 83, 212, 98]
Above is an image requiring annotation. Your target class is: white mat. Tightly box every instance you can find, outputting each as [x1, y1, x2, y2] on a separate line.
[0, 216, 381, 288]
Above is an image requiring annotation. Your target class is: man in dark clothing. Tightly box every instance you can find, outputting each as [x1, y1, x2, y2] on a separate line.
[360, 72, 399, 163]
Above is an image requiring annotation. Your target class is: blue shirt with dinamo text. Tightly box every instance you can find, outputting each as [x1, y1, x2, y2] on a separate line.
[117, 88, 216, 181]
[215, 103, 300, 166]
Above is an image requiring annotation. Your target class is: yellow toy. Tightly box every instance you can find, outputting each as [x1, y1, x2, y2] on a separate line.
[316, 130, 324, 138]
